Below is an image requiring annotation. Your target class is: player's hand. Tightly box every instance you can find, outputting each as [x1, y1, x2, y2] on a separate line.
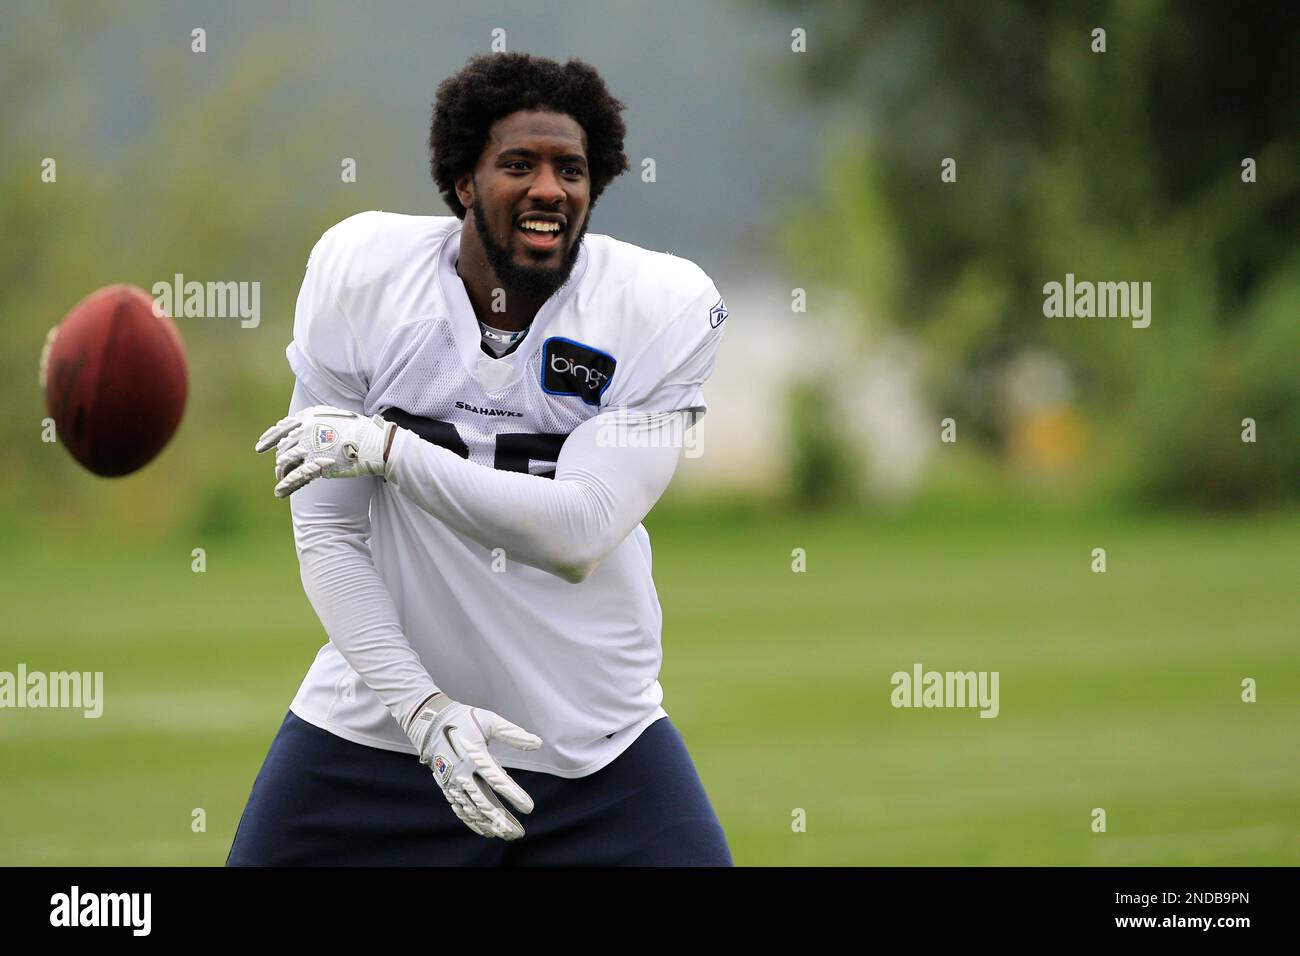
[405, 692, 543, 840]
[254, 405, 394, 497]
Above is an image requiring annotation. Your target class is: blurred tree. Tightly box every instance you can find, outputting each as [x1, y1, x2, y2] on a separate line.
[785, 377, 862, 509]
[0, 4, 402, 542]
[768, 0, 1300, 508]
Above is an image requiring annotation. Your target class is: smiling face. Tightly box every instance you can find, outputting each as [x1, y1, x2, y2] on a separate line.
[457, 109, 592, 300]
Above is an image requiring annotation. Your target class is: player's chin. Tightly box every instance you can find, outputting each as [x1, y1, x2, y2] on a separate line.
[511, 256, 567, 284]
[512, 237, 566, 264]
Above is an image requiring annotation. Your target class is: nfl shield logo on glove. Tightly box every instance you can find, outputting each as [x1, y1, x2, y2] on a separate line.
[432, 754, 452, 786]
[313, 425, 338, 450]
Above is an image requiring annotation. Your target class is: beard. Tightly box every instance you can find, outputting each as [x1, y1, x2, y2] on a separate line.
[471, 192, 589, 300]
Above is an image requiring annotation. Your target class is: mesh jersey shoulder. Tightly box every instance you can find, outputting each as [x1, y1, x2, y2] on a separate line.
[314, 211, 459, 293]
[579, 233, 718, 338]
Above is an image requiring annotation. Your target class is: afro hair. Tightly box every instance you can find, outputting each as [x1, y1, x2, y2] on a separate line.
[429, 52, 630, 219]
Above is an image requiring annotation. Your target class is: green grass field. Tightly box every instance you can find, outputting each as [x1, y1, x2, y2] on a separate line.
[1, 502, 1296, 865]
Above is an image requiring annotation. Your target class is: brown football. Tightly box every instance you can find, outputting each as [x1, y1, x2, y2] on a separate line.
[41, 284, 188, 477]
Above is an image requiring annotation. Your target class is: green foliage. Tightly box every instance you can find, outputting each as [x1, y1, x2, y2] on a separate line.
[768, 0, 1300, 508]
[784, 377, 860, 508]
[1131, 258, 1300, 509]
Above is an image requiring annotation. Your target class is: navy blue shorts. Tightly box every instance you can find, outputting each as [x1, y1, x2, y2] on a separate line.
[227, 712, 732, 866]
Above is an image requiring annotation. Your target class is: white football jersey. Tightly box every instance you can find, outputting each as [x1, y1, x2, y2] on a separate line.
[286, 211, 728, 776]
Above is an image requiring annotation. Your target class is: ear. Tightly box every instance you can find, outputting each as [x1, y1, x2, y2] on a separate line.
[455, 173, 475, 214]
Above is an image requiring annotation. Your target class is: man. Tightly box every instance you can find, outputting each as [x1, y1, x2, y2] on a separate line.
[227, 52, 732, 865]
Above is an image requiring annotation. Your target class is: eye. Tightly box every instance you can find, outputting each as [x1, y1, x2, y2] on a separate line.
[561, 166, 584, 177]
[506, 161, 530, 172]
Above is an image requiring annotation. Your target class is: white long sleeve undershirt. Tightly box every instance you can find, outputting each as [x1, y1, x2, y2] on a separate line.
[287, 381, 439, 728]
[385, 408, 687, 585]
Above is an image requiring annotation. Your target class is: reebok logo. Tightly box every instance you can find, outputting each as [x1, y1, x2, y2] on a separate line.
[709, 296, 727, 328]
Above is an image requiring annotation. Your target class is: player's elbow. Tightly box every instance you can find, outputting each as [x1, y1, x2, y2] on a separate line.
[533, 534, 608, 584]
[523, 486, 620, 583]
[550, 556, 598, 585]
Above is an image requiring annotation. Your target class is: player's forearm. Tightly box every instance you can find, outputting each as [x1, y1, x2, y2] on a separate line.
[384, 411, 684, 584]
[285, 380, 438, 727]
[385, 430, 622, 582]
[294, 527, 439, 726]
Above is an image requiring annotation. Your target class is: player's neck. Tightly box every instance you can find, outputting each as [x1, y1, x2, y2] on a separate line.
[454, 239, 546, 333]
[460, 274, 546, 332]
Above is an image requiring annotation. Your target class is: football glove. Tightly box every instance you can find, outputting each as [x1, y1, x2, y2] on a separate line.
[254, 405, 395, 497]
[405, 692, 543, 840]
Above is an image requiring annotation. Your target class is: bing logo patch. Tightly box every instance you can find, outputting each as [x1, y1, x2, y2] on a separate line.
[542, 337, 617, 406]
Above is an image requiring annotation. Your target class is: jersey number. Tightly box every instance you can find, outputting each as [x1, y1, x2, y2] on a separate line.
[385, 409, 567, 479]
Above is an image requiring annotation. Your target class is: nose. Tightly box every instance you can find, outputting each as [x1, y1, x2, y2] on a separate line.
[527, 165, 566, 206]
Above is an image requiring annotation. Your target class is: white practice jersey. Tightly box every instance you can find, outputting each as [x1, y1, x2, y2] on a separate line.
[286, 211, 728, 777]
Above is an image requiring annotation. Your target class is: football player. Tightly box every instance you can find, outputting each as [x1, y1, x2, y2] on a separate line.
[227, 52, 732, 865]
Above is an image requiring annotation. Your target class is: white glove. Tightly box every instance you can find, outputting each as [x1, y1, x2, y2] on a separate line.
[406, 692, 543, 840]
[254, 405, 395, 497]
